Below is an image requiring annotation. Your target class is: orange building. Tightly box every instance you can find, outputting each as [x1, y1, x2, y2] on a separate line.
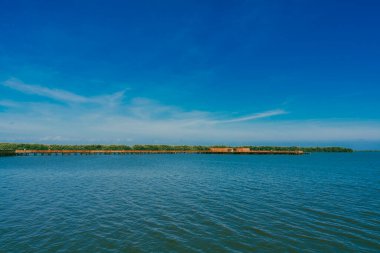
[209, 147, 234, 152]
[234, 147, 251, 152]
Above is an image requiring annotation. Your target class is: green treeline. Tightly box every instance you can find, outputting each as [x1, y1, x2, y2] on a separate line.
[0, 143, 353, 152]
[246, 146, 353, 152]
[0, 143, 131, 151]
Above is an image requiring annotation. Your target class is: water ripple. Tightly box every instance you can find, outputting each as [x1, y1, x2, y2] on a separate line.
[1, 153, 380, 252]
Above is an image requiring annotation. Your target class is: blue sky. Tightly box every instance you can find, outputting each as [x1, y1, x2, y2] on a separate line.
[1, 0, 380, 149]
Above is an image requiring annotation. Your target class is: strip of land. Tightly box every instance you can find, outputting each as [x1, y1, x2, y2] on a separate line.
[12, 149, 304, 156]
[0, 143, 354, 156]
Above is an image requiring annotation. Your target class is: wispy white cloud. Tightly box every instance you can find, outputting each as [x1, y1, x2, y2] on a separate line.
[3, 78, 88, 103]
[0, 79, 286, 126]
[1, 78, 380, 148]
[2, 78, 126, 105]
[214, 109, 287, 123]
[0, 100, 20, 108]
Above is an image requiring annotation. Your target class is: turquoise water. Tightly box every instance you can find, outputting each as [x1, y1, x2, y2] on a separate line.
[0, 153, 379, 252]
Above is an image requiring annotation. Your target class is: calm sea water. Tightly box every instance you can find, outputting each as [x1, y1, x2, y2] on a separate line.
[0, 153, 379, 252]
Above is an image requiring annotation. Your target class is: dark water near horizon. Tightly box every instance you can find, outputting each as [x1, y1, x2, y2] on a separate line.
[0, 153, 379, 252]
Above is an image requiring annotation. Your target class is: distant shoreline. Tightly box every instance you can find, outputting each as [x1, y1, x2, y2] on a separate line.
[6, 149, 304, 156]
[0, 143, 354, 156]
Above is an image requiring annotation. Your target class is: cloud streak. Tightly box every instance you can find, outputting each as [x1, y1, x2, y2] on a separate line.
[215, 110, 287, 123]
[1, 79, 285, 124]
[2, 78, 126, 105]
[1, 79, 380, 149]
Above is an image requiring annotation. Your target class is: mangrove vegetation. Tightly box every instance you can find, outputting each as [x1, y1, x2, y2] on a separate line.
[0, 143, 353, 152]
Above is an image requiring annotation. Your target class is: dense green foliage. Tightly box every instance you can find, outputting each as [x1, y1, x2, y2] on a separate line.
[0, 143, 50, 151]
[245, 146, 353, 152]
[131, 145, 209, 151]
[0, 150, 15, 156]
[0, 143, 132, 151]
[0, 143, 353, 152]
[299, 147, 353, 152]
